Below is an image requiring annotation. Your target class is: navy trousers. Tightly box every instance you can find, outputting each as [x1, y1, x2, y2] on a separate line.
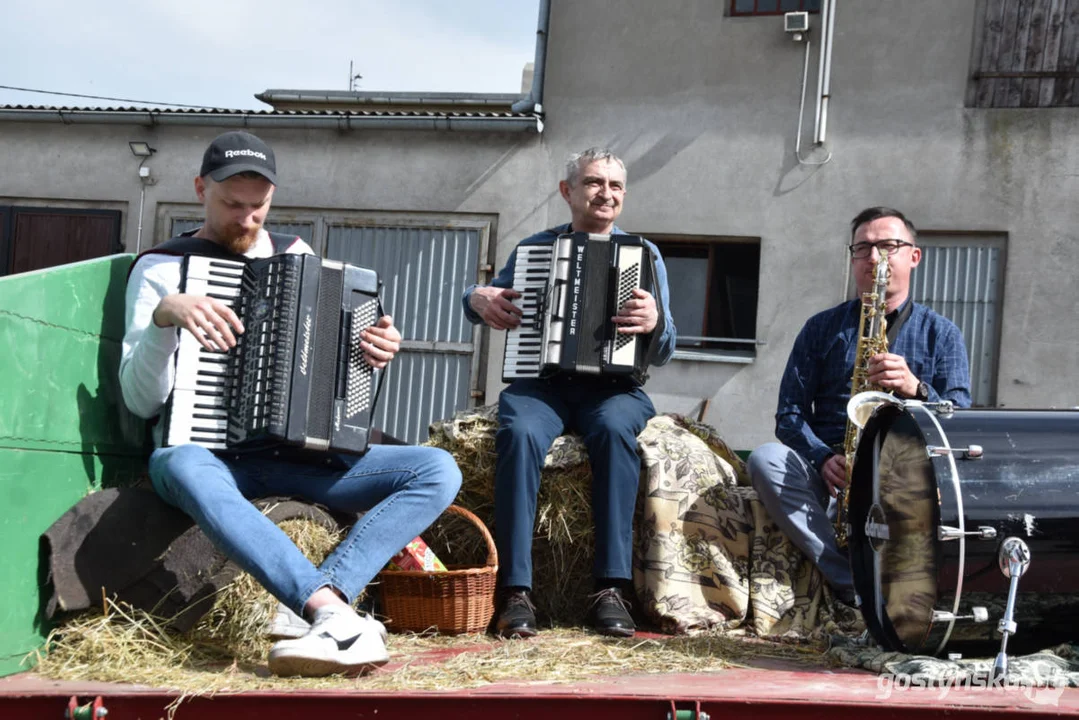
[495, 375, 655, 590]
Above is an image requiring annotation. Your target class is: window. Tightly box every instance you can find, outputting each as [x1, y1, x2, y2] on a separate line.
[648, 235, 761, 362]
[968, 0, 1079, 108]
[909, 233, 1006, 407]
[731, 0, 821, 16]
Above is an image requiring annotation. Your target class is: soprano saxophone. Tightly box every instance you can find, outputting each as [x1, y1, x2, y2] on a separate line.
[835, 249, 890, 548]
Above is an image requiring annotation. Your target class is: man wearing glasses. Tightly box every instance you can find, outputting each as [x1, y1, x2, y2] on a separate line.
[747, 206, 971, 605]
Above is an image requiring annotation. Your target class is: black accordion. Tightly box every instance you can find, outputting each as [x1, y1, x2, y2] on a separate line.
[502, 232, 662, 385]
[163, 254, 381, 455]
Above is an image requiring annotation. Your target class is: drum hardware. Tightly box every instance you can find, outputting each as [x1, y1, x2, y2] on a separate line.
[932, 607, 989, 624]
[848, 402, 1079, 657]
[937, 525, 997, 541]
[992, 537, 1031, 680]
[926, 444, 984, 459]
[924, 399, 955, 416]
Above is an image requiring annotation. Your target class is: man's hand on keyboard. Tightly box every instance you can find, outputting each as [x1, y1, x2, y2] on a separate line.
[361, 315, 401, 369]
[611, 288, 657, 334]
[470, 286, 523, 330]
[153, 293, 244, 352]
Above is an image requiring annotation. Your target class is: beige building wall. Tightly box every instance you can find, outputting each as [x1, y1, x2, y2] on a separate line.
[1, 0, 1076, 450]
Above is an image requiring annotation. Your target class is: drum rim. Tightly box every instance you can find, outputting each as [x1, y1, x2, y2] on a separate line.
[908, 401, 965, 655]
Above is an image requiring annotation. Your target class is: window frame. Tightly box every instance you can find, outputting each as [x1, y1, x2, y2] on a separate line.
[646, 233, 761, 364]
[729, 0, 821, 17]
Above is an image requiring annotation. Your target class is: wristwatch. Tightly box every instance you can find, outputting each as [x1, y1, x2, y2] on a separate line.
[915, 380, 930, 401]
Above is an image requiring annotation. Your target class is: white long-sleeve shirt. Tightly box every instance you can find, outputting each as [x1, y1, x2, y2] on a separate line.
[119, 229, 313, 446]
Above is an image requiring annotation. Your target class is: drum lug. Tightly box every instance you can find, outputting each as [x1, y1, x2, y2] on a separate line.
[925, 399, 955, 416]
[938, 525, 997, 541]
[932, 606, 989, 624]
[926, 444, 984, 459]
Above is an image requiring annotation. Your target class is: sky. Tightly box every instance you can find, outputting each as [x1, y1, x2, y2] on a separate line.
[0, 0, 540, 110]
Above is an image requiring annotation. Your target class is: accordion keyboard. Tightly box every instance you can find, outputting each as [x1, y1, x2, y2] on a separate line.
[503, 243, 556, 380]
[167, 256, 246, 449]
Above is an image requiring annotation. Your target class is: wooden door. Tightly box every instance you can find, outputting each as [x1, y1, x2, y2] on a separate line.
[4, 208, 121, 276]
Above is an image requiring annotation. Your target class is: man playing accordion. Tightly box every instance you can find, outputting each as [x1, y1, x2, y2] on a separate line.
[462, 147, 677, 638]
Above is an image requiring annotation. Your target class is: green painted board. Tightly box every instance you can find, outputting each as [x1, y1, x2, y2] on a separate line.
[0, 255, 152, 677]
[0, 255, 147, 455]
[0, 448, 146, 676]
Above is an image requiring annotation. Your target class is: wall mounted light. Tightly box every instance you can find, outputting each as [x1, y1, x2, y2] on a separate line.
[128, 141, 155, 157]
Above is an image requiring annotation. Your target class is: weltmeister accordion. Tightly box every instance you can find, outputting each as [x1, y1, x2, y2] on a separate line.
[163, 254, 381, 455]
[502, 232, 661, 385]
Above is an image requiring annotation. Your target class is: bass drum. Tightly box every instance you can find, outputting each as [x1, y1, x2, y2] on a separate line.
[848, 401, 1079, 656]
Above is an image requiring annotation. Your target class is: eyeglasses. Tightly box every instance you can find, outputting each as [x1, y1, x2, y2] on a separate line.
[848, 239, 915, 259]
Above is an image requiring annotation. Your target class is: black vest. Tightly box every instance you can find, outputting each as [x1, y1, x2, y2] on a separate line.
[126, 229, 302, 281]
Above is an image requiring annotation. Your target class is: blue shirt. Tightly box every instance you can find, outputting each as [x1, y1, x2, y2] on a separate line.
[776, 298, 972, 471]
[462, 224, 677, 367]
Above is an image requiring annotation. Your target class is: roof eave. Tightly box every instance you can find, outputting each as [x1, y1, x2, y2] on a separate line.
[0, 107, 543, 133]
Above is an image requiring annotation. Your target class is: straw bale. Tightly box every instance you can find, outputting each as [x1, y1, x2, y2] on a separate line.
[185, 517, 344, 664]
[425, 404, 604, 622]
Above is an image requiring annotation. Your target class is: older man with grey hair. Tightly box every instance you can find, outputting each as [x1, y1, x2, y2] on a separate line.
[462, 147, 677, 638]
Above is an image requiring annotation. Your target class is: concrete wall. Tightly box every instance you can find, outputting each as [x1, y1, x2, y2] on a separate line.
[535, 0, 1079, 449]
[0, 123, 547, 251]
[1, 0, 1077, 450]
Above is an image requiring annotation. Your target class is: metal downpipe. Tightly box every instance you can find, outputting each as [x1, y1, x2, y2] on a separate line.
[511, 0, 551, 115]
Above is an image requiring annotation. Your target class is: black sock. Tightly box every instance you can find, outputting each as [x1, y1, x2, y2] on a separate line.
[593, 578, 623, 592]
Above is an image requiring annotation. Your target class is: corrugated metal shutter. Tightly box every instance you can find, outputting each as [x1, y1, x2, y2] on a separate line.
[326, 225, 481, 443]
[910, 238, 1006, 407]
[169, 218, 314, 243]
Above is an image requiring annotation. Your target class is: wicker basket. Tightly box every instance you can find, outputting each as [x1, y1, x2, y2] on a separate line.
[377, 504, 498, 634]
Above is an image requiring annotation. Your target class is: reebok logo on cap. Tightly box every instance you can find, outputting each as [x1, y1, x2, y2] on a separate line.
[224, 149, 268, 161]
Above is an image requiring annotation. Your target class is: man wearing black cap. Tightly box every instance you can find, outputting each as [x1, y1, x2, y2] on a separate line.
[119, 131, 462, 677]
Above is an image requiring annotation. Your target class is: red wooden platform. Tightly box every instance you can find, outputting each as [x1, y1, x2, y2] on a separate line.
[3, 644, 1075, 720]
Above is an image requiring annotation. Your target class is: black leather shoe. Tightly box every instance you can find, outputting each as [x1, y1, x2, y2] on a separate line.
[495, 590, 537, 638]
[586, 587, 635, 637]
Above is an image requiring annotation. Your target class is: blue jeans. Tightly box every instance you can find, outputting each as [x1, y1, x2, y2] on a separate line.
[747, 442, 854, 596]
[149, 443, 461, 616]
[495, 376, 655, 590]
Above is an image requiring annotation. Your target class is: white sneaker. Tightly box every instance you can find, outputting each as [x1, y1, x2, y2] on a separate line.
[268, 605, 390, 677]
[267, 602, 388, 642]
[267, 603, 311, 640]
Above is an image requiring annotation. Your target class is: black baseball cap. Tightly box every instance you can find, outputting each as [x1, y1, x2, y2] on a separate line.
[199, 130, 277, 185]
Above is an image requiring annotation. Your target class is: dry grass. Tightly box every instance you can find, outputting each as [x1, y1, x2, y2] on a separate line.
[33, 600, 825, 698]
[33, 513, 827, 701]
